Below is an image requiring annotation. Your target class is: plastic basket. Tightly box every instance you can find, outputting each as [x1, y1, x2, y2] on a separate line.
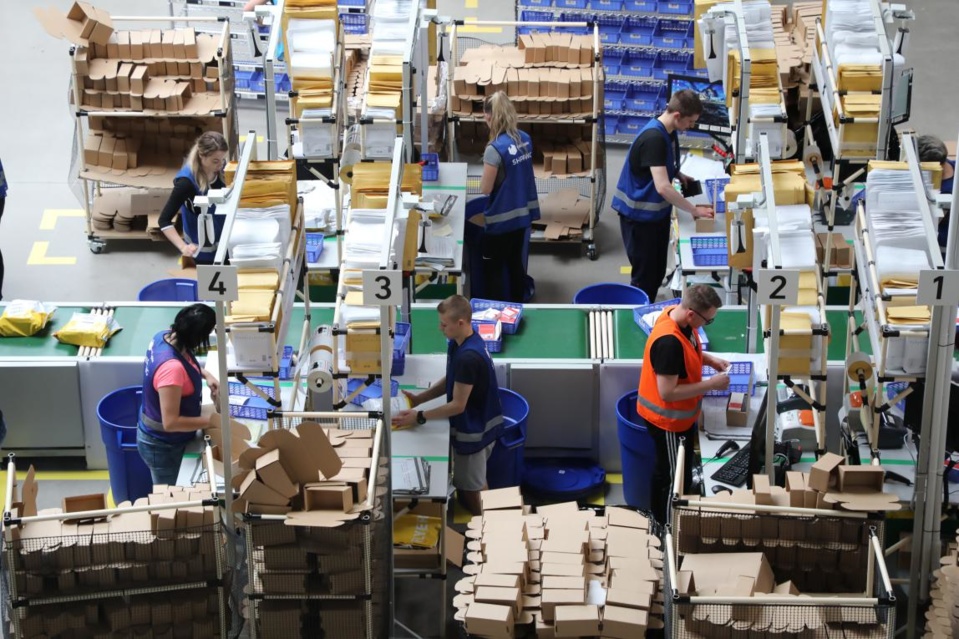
[599, 25, 621, 45]
[306, 232, 325, 263]
[339, 12, 369, 34]
[392, 322, 411, 375]
[604, 80, 629, 110]
[555, 0, 588, 8]
[704, 177, 730, 213]
[624, 0, 656, 10]
[137, 278, 198, 302]
[518, 0, 553, 7]
[590, 0, 623, 10]
[621, 16, 657, 46]
[346, 378, 399, 406]
[235, 69, 254, 90]
[702, 361, 754, 397]
[603, 48, 627, 76]
[279, 345, 294, 380]
[521, 9, 553, 21]
[657, 0, 692, 14]
[653, 50, 692, 80]
[470, 299, 523, 335]
[604, 115, 619, 135]
[421, 153, 439, 181]
[690, 235, 728, 267]
[275, 74, 291, 92]
[625, 82, 661, 112]
[652, 18, 691, 48]
[249, 70, 265, 92]
[471, 321, 503, 353]
[617, 115, 652, 135]
[621, 50, 657, 78]
[632, 298, 709, 348]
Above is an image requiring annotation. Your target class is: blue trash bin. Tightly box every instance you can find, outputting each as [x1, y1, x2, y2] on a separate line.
[573, 283, 649, 305]
[97, 386, 154, 504]
[486, 388, 529, 489]
[616, 390, 657, 510]
[138, 278, 199, 302]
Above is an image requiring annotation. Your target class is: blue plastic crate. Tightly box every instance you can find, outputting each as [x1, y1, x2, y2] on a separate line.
[604, 115, 619, 136]
[235, 69, 254, 90]
[652, 18, 691, 48]
[471, 321, 503, 353]
[228, 380, 276, 420]
[249, 71, 265, 92]
[624, 0, 656, 10]
[590, 0, 623, 10]
[632, 298, 709, 348]
[228, 381, 277, 399]
[306, 232, 325, 263]
[519, 0, 553, 7]
[421, 153, 439, 181]
[555, 0, 588, 8]
[599, 25, 622, 45]
[653, 50, 692, 80]
[392, 322, 411, 375]
[685, 59, 709, 79]
[338, 0, 365, 6]
[603, 48, 627, 75]
[625, 83, 661, 112]
[620, 50, 657, 78]
[621, 16, 656, 46]
[604, 80, 629, 110]
[657, 0, 693, 14]
[704, 177, 730, 213]
[703, 362, 754, 397]
[346, 378, 400, 406]
[275, 74, 291, 92]
[690, 235, 728, 267]
[618, 115, 652, 135]
[340, 12, 369, 34]
[279, 345, 294, 380]
[521, 9, 554, 22]
[471, 299, 523, 335]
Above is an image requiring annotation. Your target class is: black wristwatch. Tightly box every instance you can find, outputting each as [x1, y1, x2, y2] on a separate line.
[416, 410, 427, 425]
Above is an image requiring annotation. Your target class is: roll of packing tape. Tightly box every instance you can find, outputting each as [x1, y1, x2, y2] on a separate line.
[307, 325, 335, 394]
[845, 351, 874, 382]
[338, 143, 363, 184]
[784, 129, 799, 159]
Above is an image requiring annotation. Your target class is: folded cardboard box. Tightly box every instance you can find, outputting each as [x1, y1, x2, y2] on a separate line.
[465, 602, 514, 639]
[808, 452, 845, 492]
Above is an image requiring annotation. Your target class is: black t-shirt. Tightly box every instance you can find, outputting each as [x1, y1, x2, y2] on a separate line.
[649, 324, 696, 379]
[158, 175, 226, 229]
[452, 348, 490, 412]
[628, 126, 680, 183]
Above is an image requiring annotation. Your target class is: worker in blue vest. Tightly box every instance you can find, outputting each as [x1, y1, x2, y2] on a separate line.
[477, 91, 540, 303]
[158, 132, 229, 268]
[393, 295, 504, 515]
[613, 89, 715, 303]
[138, 304, 220, 485]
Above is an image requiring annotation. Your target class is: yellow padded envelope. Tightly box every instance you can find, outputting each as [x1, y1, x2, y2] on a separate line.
[238, 270, 280, 290]
[229, 290, 275, 322]
[887, 306, 931, 323]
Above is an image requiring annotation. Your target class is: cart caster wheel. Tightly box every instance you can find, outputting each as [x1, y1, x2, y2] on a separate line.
[586, 245, 598, 261]
[88, 241, 105, 254]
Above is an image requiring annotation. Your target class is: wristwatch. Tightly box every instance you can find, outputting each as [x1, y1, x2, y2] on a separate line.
[416, 410, 427, 425]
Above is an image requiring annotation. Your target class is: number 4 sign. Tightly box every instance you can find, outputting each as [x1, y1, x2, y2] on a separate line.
[362, 270, 402, 306]
[756, 269, 800, 305]
[918, 270, 959, 306]
[197, 265, 239, 302]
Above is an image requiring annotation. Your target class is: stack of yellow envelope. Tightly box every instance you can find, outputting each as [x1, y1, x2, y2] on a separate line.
[887, 305, 931, 324]
[227, 289, 276, 323]
[237, 269, 280, 290]
[282, 1, 337, 29]
[225, 160, 297, 210]
[366, 54, 404, 120]
[836, 64, 882, 92]
[350, 163, 423, 208]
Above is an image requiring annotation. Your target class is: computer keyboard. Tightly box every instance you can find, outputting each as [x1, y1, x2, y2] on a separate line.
[711, 443, 751, 487]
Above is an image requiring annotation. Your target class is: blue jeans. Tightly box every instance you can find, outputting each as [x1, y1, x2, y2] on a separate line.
[136, 427, 189, 486]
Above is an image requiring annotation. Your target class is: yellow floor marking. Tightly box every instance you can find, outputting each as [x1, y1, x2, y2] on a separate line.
[606, 473, 623, 484]
[238, 134, 265, 143]
[28, 242, 76, 266]
[465, 0, 478, 7]
[586, 491, 605, 506]
[39, 209, 85, 231]
[461, 18, 502, 33]
[452, 499, 472, 524]
[619, 266, 631, 275]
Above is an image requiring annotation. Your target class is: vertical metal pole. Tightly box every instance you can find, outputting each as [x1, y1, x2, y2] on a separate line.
[215, 300, 234, 520]
[262, 0, 285, 160]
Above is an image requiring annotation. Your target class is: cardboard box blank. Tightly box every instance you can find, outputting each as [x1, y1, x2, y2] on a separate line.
[465, 602, 513, 638]
[554, 604, 599, 637]
[808, 452, 845, 492]
[541, 588, 585, 622]
[475, 585, 523, 616]
[602, 605, 648, 638]
[481, 487, 523, 512]
[256, 449, 300, 499]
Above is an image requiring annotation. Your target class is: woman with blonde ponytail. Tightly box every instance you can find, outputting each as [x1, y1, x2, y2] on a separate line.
[158, 131, 229, 267]
[477, 91, 540, 303]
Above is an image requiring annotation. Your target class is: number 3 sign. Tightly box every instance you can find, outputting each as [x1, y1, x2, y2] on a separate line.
[756, 269, 800, 305]
[363, 270, 402, 306]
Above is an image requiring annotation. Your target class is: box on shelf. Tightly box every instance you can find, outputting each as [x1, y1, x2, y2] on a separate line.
[816, 232, 853, 269]
[725, 392, 749, 427]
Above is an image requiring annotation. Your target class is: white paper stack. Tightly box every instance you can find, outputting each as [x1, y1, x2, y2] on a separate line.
[285, 19, 336, 78]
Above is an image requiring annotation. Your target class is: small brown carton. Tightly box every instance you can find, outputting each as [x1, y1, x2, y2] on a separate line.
[465, 602, 514, 638]
[481, 486, 523, 512]
[554, 604, 599, 637]
[540, 589, 584, 622]
[726, 392, 749, 427]
[303, 482, 353, 512]
[786, 471, 806, 507]
[112, 138, 128, 170]
[129, 30, 144, 59]
[255, 449, 300, 499]
[837, 465, 885, 493]
[239, 472, 291, 508]
[161, 30, 175, 58]
[475, 585, 523, 616]
[601, 605, 648, 638]
[84, 132, 103, 166]
[117, 30, 130, 58]
[752, 474, 773, 506]
[808, 452, 844, 492]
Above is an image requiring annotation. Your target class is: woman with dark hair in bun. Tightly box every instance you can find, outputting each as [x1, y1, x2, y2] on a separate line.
[137, 303, 219, 485]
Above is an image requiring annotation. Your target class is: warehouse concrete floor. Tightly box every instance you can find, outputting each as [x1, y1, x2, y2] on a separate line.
[1, 0, 958, 636]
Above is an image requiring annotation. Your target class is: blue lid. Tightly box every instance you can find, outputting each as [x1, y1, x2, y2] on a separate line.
[522, 459, 606, 500]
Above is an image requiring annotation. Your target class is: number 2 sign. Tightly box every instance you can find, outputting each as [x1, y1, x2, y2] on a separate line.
[756, 269, 800, 305]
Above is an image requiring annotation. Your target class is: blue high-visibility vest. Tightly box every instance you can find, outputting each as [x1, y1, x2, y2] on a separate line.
[139, 331, 202, 444]
[175, 166, 224, 265]
[484, 131, 540, 235]
[612, 118, 678, 223]
[445, 332, 504, 454]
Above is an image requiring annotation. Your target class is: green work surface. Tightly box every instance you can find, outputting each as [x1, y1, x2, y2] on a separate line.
[105, 306, 182, 356]
[0, 306, 90, 357]
[410, 308, 589, 359]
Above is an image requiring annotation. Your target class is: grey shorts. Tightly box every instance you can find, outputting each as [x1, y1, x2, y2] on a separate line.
[452, 443, 495, 492]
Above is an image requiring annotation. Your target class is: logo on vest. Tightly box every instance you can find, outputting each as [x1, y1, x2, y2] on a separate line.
[508, 144, 518, 155]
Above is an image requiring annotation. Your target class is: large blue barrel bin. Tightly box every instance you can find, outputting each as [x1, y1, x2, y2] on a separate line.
[573, 283, 649, 305]
[97, 386, 153, 504]
[616, 390, 657, 510]
[138, 278, 198, 302]
[486, 388, 529, 489]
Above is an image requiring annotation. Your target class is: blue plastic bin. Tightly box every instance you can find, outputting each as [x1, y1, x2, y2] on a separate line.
[392, 322, 411, 375]
[603, 48, 627, 76]
[621, 50, 657, 79]
[421, 153, 439, 181]
[603, 81, 630, 112]
[616, 391, 657, 510]
[573, 283, 650, 305]
[604, 115, 620, 136]
[690, 235, 728, 267]
[658, 0, 693, 14]
[306, 232, 325, 263]
[137, 278, 198, 302]
[97, 386, 154, 504]
[618, 115, 652, 136]
[486, 388, 530, 489]
[625, 82, 661, 112]
[622, 16, 656, 46]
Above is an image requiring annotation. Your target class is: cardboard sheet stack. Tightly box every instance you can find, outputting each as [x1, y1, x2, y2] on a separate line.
[535, 188, 591, 241]
[927, 534, 959, 637]
[452, 488, 665, 638]
[451, 34, 599, 118]
[770, 2, 821, 90]
[6, 469, 223, 638]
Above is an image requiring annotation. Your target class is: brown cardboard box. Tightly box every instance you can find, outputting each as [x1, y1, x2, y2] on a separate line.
[679, 552, 774, 596]
[726, 392, 749, 427]
[183, 28, 198, 58]
[255, 449, 300, 499]
[112, 138, 128, 170]
[130, 65, 148, 94]
[554, 604, 599, 637]
[239, 472, 291, 507]
[601, 605, 648, 638]
[161, 30, 176, 58]
[786, 471, 806, 507]
[129, 30, 144, 59]
[481, 486, 523, 512]
[808, 452, 845, 492]
[465, 602, 514, 638]
[303, 483, 353, 511]
[84, 133, 103, 166]
[148, 29, 162, 58]
[541, 575, 586, 591]
[752, 474, 773, 506]
[837, 465, 885, 493]
[35, 1, 114, 47]
[541, 563, 585, 578]
[816, 232, 853, 268]
[540, 589, 584, 622]
[475, 585, 523, 616]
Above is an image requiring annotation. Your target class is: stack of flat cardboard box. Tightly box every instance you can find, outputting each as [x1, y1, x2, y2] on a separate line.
[535, 188, 592, 241]
[927, 535, 959, 637]
[452, 490, 664, 637]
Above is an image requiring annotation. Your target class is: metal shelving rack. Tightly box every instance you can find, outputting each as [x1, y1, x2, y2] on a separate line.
[61, 16, 239, 254]
[446, 21, 606, 259]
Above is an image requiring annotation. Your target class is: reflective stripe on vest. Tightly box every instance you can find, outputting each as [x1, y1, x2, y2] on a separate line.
[140, 412, 165, 431]
[485, 205, 530, 226]
[637, 394, 702, 421]
[612, 188, 673, 212]
[453, 415, 504, 444]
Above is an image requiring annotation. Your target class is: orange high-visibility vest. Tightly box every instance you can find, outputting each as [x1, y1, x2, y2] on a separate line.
[637, 306, 704, 432]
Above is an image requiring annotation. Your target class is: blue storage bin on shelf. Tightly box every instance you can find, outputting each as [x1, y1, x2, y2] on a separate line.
[471, 299, 523, 335]
[624, 0, 656, 11]
[279, 345, 294, 380]
[621, 16, 656, 46]
[306, 232, 324, 263]
[249, 71, 265, 92]
[604, 80, 629, 110]
[519, 0, 553, 7]
[340, 12, 369, 34]
[392, 322, 411, 375]
[632, 297, 709, 348]
[658, 0, 693, 14]
[653, 18, 690, 48]
[590, 0, 623, 10]
[603, 48, 626, 76]
[421, 153, 439, 181]
[621, 50, 657, 78]
[625, 83, 661, 112]
[690, 235, 728, 267]
[618, 115, 651, 135]
[346, 378, 400, 407]
[235, 69, 254, 90]
[704, 176, 730, 213]
[653, 51, 692, 80]
[521, 9, 553, 22]
[556, 0, 588, 9]
[604, 115, 619, 136]
[599, 24, 621, 45]
[703, 362, 754, 397]
[276, 74, 291, 92]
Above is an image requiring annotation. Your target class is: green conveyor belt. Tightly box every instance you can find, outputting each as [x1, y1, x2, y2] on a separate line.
[105, 306, 182, 355]
[410, 308, 589, 358]
[0, 306, 90, 357]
